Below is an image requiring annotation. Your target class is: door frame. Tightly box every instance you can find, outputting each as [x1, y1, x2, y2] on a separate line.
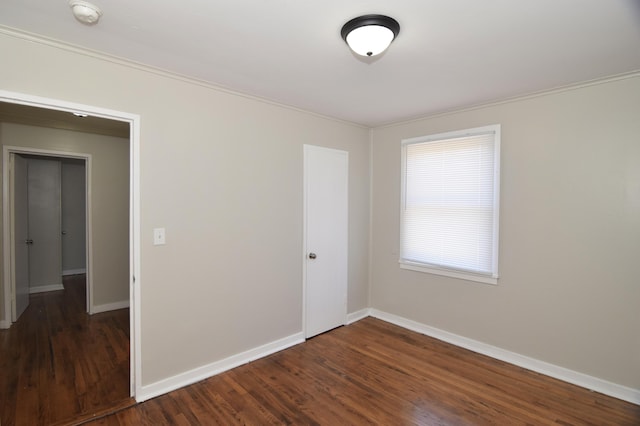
[0, 89, 141, 398]
[10, 153, 29, 321]
[5, 148, 91, 314]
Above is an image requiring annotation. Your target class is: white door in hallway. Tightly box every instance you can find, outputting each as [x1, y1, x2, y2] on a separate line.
[303, 145, 348, 338]
[61, 160, 87, 275]
[27, 157, 62, 290]
[11, 154, 30, 321]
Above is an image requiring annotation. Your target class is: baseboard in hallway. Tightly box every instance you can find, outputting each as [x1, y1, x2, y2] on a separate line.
[63, 268, 87, 276]
[29, 284, 65, 294]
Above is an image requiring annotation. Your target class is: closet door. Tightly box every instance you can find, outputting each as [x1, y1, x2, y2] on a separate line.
[303, 145, 348, 338]
[61, 160, 86, 275]
[27, 157, 62, 290]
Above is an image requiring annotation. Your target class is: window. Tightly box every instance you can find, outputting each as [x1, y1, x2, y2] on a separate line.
[400, 125, 500, 284]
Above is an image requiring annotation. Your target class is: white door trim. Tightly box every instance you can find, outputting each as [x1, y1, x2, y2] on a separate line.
[4, 147, 92, 311]
[10, 153, 29, 321]
[0, 89, 142, 399]
[302, 146, 309, 337]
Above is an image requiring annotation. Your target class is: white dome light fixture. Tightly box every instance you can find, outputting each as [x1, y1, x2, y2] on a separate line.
[341, 15, 400, 57]
[69, 0, 103, 25]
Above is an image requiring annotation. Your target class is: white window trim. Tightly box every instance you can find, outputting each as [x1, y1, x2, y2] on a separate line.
[399, 124, 501, 285]
[399, 262, 498, 285]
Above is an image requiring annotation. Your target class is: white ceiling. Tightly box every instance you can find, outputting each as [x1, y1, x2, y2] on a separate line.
[1, 0, 639, 127]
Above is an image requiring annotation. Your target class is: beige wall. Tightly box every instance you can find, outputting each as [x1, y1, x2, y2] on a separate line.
[0, 123, 130, 309]
[4, 28, 636, 395]
[370, 75, 640, 389]
[0, 32, 370, 385]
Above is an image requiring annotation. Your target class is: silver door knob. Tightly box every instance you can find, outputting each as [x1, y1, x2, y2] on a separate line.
[308, 253, 317, 259]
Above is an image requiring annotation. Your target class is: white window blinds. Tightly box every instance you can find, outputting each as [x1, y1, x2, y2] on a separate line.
[400, 125, 500, 283]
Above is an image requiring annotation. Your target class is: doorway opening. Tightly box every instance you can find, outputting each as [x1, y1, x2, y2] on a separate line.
[8, 150, 91, 320]
[0, 90, 141, 410]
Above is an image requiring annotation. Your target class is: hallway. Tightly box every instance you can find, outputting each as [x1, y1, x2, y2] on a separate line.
[0, 274, 132, 425]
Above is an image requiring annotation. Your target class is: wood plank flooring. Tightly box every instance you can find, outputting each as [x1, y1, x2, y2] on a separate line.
[3, 280, 638, 425]
[86, 317, 638, 425]
[0, 274, 132, 426]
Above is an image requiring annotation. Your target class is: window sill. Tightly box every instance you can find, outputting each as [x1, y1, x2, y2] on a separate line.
[399, 261, 498, 285]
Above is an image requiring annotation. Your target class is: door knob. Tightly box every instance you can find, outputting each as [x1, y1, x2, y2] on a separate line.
[25, 239, 34, 245]
[308, 253, 317, 259]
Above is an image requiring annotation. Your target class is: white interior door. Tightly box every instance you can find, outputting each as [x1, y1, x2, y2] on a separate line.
[27, 157, 62, 290]
[304, 145, 348, 338]
[11, 154, 30, 321]
[61, 160, 87, 275]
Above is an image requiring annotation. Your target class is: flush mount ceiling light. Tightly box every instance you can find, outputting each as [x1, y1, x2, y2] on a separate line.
[69, 0, 103, 25]
[341, 14, 400, 57]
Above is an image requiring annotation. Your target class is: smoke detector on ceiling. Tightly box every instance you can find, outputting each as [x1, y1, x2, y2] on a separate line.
[69, 0, 103, 25]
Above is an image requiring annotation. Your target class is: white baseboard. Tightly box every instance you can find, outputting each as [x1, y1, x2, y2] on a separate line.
[137, 331, 305, 403]
[92, 299, 129, 314]
[63, 268, 86, 276]
[347, 308, 371, 324]
[0, 319, 11, 329]
[370, 309, 640, 405]
[29, 284, 64, 294]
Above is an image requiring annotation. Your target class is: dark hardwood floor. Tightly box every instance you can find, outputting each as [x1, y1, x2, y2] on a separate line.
[3, 281, 638, 425]
[0, 274, 132, 426]
[86, 317, 638, 425]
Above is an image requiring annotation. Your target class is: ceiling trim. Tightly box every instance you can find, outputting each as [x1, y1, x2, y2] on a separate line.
[374, 69, 640, 130]
[0, 25, 367, 129]
[3, 25, 638, 132]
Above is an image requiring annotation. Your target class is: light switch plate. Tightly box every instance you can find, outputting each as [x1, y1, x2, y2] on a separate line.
[153, 228, 166, 245]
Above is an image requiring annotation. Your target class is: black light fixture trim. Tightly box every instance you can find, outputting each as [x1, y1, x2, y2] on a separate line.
[341, 14, 400, 54]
